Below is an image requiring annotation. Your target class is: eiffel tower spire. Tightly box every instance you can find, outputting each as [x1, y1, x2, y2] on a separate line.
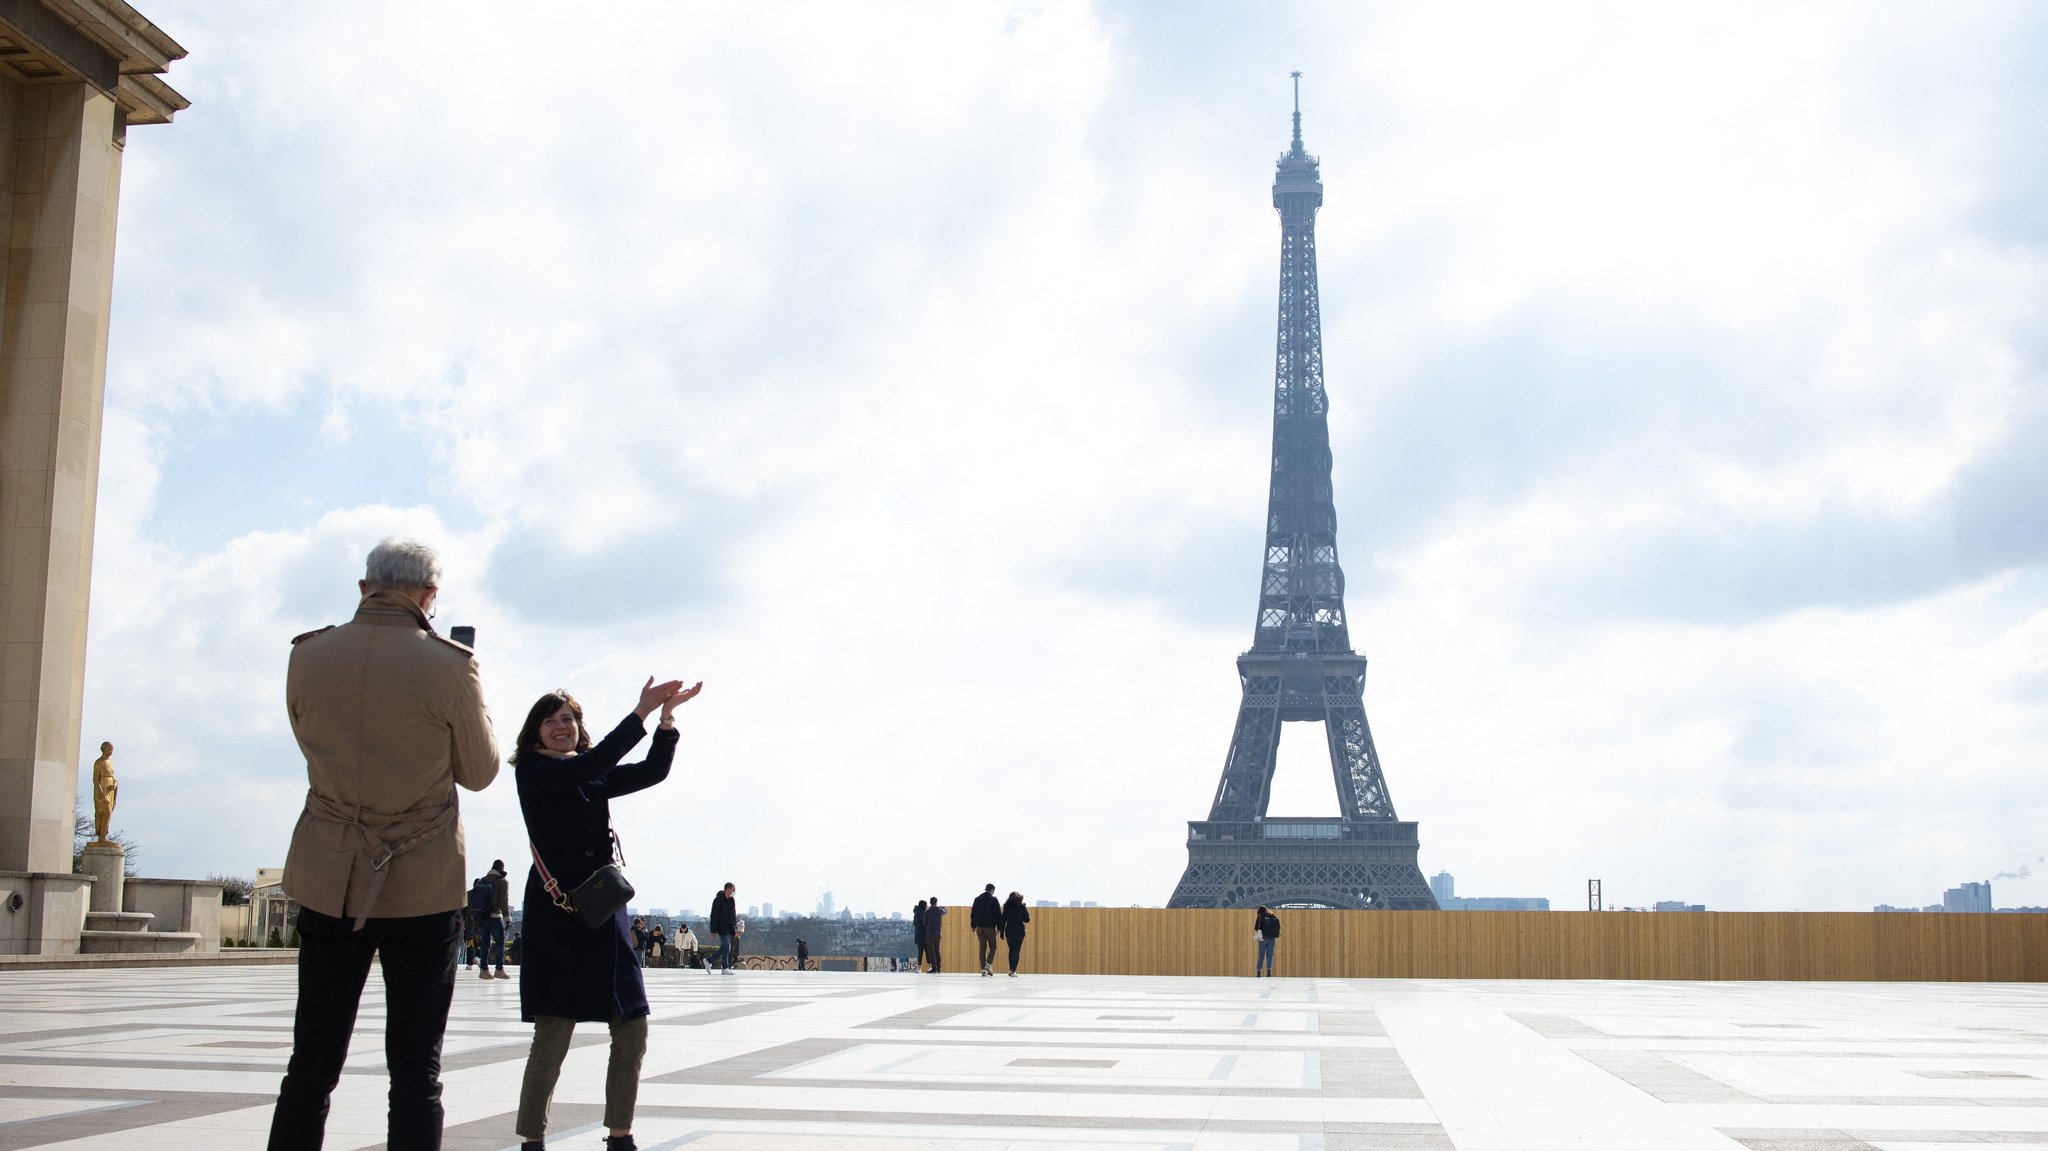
[1168, 77, 1438, 911]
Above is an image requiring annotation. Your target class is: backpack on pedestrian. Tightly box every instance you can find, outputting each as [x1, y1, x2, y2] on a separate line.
[466, 876, 493, 916]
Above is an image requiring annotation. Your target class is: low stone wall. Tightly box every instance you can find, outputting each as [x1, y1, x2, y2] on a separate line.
[644, 950, 899, 972]
[123, 879, 224, 951]
[0, 872, 91, 956]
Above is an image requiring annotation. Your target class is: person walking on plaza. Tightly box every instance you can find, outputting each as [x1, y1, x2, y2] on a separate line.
[1000, 891, 1031, 977]
[513, 677, 701, 1151]
[268, 539, 500, 1151]
[796, 938, 810, 970]
[912, 899, 929, 971]
[1254, 906, 1281, 977]
[971, 884, 1002, 976]
[481, 860, 512, 979]
[924, 897, 947, 972]
[465, 874, 491, 968]
[648, 924, 666, 967]
[709, 883, 738, 972]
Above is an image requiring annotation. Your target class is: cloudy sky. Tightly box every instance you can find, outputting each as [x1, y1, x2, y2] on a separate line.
[80, 1, 2047, 917]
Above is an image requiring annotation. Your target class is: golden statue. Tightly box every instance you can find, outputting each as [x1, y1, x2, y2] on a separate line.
[91, 741, 117, 845]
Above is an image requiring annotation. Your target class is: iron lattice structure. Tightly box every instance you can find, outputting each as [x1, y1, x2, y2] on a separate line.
[1168, 78, 1438, 912]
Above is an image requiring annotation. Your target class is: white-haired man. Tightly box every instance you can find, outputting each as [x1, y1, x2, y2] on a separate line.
[269, 538, 500, 1151]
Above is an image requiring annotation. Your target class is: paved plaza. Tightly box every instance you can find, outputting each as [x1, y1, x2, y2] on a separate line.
[1, 966, 2046, 1149]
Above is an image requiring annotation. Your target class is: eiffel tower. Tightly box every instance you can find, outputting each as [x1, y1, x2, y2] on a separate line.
[1167, 76, 1438, 912]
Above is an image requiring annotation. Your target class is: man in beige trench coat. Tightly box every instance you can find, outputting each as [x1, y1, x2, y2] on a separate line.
[268, 538, 500, 1151]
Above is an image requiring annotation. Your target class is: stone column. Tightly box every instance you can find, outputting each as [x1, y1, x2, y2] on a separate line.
[78, 839, 122, 912]
[0, 80, 125, 875]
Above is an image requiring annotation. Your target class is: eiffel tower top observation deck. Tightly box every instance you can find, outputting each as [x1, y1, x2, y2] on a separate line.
[1167, 76, 1437, 910]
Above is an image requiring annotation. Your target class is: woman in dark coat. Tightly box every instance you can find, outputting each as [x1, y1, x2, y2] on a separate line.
[513, 676, 700, 1151]
[1000, 891, 1031, 977]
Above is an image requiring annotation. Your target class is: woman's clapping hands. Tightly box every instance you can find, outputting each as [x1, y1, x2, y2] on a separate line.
[635, 676, 704, 723]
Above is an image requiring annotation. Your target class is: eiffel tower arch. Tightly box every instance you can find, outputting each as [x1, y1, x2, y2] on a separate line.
[1167, 76, 1438, 912]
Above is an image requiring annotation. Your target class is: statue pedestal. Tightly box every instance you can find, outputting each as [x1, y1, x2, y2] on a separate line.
[80, 842, 125, 914]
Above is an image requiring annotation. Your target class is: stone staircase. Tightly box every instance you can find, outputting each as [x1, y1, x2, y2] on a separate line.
[80, 908, 202, 955]
[76, 844, 212, 956]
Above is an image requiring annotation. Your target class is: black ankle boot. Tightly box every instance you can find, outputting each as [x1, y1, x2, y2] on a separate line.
[603, 1136, 637, 1151]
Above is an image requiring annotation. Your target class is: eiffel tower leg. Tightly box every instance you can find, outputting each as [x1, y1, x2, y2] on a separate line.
[1207, 699, 1281, 823]
[1171, 700, 1280, 908]
[1324, 700, 1393, 820]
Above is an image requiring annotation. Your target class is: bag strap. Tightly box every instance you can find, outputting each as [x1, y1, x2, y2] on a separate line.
[529, 840, 577, 914]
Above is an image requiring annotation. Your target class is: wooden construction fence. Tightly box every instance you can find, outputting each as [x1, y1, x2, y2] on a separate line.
[930, 907, 2048, 981]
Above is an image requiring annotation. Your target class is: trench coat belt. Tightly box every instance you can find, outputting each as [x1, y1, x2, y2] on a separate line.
[302, 789, 459, 929]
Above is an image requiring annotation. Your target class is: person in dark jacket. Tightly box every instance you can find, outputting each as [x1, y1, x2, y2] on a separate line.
[1253, 906, 1280, 977]
[924, 897, 946, 972]
[513, 676, 700, 1151]
[708, 883, 738, 972]
[970, 884, 1002, 976]
[485, 859, 512, 978]
[999, 891, 1031, 977]
[912, 899, 928, 971]
[795, 938, 809, 970]
[630, 917, 649, 968]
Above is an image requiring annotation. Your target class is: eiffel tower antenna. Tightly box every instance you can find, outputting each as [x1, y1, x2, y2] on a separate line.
[1290, 70, 1303, 150]
[1167, 76, 1439, 912]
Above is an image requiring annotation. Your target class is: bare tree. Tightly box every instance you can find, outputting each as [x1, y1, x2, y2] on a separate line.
[72, 812, 140, 876]
[208, 873, 255, 905]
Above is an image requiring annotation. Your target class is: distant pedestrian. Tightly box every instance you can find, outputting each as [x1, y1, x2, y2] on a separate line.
[648, 924, 666, 967]
[971, 884, 1002, 976]
[676, 924, 700, 969]
[483, 860, 512, 979]
[709, 883, 738, 972]
[1253, 906, 1280, 977]
[1000, 891, 1030, 977]
[630, 917, 649, 968]
[912, 899, 929, 971]
[924, 897, 947, 972]
[795, 938, 810, 970]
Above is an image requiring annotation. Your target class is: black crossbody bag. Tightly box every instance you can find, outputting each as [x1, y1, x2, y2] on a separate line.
[531, 829, 633, 930]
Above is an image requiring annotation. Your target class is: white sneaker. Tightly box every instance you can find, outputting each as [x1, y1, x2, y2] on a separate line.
[1008, 971, 1018, 978]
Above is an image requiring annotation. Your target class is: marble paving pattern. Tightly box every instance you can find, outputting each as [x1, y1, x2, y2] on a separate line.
[0, 967, 2045, 1148]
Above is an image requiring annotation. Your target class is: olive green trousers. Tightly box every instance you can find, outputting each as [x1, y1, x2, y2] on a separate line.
[515, 1012, 648, 1138]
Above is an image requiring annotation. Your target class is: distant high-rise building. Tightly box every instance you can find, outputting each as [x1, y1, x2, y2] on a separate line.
[1429, 872, 1455, 903]
[747, 905, 759, 918]
[818, 891, 836, 917]
[1068, 901, 1082, 908]
[762, 902, 774, 919]
[1944, 882, 1992, 913]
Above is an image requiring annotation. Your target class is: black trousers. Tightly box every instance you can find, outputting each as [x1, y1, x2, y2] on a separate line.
[268, 907, 461, 1151]
[1007, 932, 1025, 973]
